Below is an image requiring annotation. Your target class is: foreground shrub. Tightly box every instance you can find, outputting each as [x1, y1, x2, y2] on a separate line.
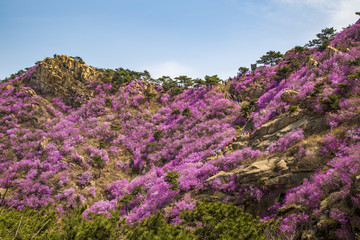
[0, 200, 273, 239]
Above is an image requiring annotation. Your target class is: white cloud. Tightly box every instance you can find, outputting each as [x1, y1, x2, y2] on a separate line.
[327, 0, 360, 29]
[145, 61, 193, 79]
[275, 0, 360, 29]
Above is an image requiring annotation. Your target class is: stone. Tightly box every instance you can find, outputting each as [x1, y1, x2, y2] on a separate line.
[277, 159, 288, 171]
[306, 56, 318, 67]
[251, 139, 260, 147]
[326, 46, 340, 58]
[281, 89, 299, 104]
[0, 188, 6, 197]
[39, 137, 50, 151]
[232, 142, 246, 150]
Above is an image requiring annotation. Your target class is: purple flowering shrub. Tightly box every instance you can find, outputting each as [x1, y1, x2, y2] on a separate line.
[265, 128, 304, 154]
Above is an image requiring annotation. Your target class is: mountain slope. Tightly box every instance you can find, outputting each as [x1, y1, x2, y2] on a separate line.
[0, 18, 360, 239]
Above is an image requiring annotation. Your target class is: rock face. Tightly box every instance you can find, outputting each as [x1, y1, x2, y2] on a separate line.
[205, 108, 328, 216]
[27, 55, 101, 105]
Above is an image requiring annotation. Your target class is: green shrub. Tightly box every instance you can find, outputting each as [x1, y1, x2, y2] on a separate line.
[144, 88, 157, 99]
[337, 83, 347, 88]
[182, 107, 191, 117]
[110, 122, 122, 130]
[171, 109, 181, 115]
[153, 130, 165, 141]
[13, 81, 21, 87]
[99, 141, 106, 149]
[164, 170, 180, 190]
[0, 200, 275, 240]
[179, 200, 269, 240]
[90, 155, 106, 178]
[320, 94, 340, 111]
[346, 57, 360, 66]
[105, 98, 113, 108]
[242, 98, 258, 115]
[294, 46, 308, 54]
[289, 105, 298, 112]
[170, 88, 184, 96]
[348, 70, 360, 79]
[275, 65, 293, 81]
[0, 205, 58, 240]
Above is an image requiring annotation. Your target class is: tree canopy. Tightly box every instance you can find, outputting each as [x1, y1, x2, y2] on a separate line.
[305, 27, 337, 51]
[256, 51, 283, 66]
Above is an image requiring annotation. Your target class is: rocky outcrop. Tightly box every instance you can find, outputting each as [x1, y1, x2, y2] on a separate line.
[204, 108, 328, 216]
[306, 56, 318, 67]
[27, 55, 102, 105]
[326, 46, 340, 58]
[250, 109, 327, 151]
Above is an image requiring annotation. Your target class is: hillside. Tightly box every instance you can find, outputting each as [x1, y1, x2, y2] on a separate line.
[0, 18, 360, 239]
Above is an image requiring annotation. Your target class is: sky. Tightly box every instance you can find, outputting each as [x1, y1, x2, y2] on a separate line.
[0, 0, 359, 80]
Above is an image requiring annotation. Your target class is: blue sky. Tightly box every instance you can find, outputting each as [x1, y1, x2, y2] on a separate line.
[0, 0, 359, 80]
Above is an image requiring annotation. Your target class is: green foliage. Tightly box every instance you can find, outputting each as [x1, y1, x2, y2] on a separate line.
[171, 109, 182, 115]
[164, 170, 180, 190]
[110, 122, 122, 131]
[144, 88, 157, 99]
[257, 50, 283, 66]
[13, 81, 21, 87]
[238, 67, 249, 76]
[289, 57, 301, 70]
[205, 75, 222, 86]
[100, 67, 150, 89]
[175, 75, 193, 88]
[170, 88, 184, 96]
[157, 76, 178, 91]
[320, 94, 340, 112]
[346, 57, 360, 66]
[337, 83, 348, 96]
[182, 107, 191, 117]
[57, 205, 124, 240]
[305, 27, 336, 51]
[180, 200, 269, 240]
[99, 141, 106, 149]
[289, 105, 298, 112]
[242, 98, 258, 116]
[193, 78, 206, 88]
[70, 56, 85, 64]
[146, 142, 157, 150]
[119, 185, 147, 206]
[294, 46, 308, 54]
[275, 65, 293, 81]
[90, 155, 106, 178]
[0, 205, 58, 240]
[0, 200, 275, 240]
[310, 81, 325, 96]
[347, 70, 360, 79]
[153, 129, 165, 141]
[105, 98, 113, 108]
[128, 212, 195, 239]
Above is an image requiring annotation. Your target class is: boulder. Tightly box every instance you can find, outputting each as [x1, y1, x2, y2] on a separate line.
[281, 89, 299, 104]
